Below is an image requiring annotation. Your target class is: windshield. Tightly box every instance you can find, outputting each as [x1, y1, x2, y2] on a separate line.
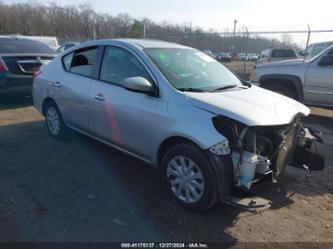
[145, 48, 242, 91]
[306, 42, 333, 60]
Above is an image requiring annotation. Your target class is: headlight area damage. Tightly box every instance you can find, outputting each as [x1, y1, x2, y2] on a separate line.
[208, 115, 325, 209]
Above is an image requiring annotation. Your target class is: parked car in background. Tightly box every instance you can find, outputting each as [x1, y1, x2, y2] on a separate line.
[56, 42, 80, 54]
[303, 41, 333, 60]
[33, 39, 323, 210]
[0, 37, 55, 94]
[216, 52, 232, 62]
[253, 44, 333, 107]
[237, 53, 247, 61]
[247, 53, 258, 61]
[257, 48, 297, 64]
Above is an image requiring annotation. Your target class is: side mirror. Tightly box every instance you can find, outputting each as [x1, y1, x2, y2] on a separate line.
[123, 76, 153, 93]
[318, 55, 333, 66]
[299, 51, 305, 56]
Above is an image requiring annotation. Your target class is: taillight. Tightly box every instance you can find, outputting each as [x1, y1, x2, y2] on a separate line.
[0, 61, 6, 72]
[267, 57, 272, 63]
[33, 70, 41, 78]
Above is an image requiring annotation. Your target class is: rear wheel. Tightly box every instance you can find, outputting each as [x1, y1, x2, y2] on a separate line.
[44, 101, 68, 140]
[161, 143, 218, 211]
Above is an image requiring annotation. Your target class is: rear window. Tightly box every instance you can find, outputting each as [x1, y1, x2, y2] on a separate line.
[271, 49, 296, 58]
[62, 52, 74, 71]
[0, 38, 54, 54]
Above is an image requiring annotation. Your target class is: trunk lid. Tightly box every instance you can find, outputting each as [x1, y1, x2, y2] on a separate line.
[1, 54, 54, 75]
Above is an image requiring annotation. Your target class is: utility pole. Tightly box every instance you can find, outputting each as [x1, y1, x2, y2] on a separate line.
[233, 19, 237, 36]
[232, 19, 237, 53]
[243, 25, 249, 77]
[143, 24, 146, 39]
[93, 29, 97, 40]
[305, 24, 311, 54]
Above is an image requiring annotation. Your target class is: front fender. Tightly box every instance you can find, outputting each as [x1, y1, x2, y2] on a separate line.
[152, 102, 228, 166]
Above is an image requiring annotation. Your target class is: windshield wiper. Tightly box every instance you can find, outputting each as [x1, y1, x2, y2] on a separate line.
[212, 84, 238, 91]
[177, 87, 207, 92]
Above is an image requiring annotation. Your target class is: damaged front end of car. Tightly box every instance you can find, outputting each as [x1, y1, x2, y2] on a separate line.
[209, 114, 325, 208]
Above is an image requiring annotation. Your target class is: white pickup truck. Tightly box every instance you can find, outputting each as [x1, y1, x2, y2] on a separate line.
[252, 45, 333, 107]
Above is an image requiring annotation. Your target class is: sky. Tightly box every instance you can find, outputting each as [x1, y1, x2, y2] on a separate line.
[5, 0, 333, 46]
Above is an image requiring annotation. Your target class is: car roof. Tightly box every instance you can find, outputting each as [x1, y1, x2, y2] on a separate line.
[61, 42, 80, 46]
[75, 38, 190, 50]
[0, 36, 55, 48]
[0, 36, 39, 42]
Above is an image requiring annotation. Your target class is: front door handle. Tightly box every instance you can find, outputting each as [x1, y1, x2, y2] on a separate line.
[94, 93, 105, 101]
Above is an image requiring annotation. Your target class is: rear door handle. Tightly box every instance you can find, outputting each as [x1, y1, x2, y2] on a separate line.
[94, 93, 105, 101]
[53, 81, 62, 88]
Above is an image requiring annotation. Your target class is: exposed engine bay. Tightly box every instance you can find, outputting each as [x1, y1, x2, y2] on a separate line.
[213, 115, 325, 191]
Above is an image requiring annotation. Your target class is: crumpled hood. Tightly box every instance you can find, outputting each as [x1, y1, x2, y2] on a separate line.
[184, 85, 310, 126]
[256, 59, 305, 68]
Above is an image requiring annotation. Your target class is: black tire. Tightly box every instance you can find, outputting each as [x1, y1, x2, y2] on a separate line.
[161, 143, 218, 211]
[264, 84, 296, 100]
[44, 101, 69, 140]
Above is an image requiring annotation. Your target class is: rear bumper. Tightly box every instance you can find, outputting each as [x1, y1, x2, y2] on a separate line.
[0, 72, 33, 94]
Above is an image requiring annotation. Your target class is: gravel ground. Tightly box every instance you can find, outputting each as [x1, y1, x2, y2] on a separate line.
[0, 94, 332, 243]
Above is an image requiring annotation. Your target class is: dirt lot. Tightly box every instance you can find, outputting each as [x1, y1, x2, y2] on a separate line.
[0, 94, 332, 243]
[222, 61, 256, 80]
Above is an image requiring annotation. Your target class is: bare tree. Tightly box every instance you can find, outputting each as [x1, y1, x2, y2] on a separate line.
[0, 1, 299, 52]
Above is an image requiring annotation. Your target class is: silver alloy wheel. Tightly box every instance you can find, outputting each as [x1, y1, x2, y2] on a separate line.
[46, 106, 60, 135]
[166, 156, 205, 203]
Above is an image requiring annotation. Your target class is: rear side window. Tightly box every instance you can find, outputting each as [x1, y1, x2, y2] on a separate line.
[69, 47, 98, 77]
[100, 46, 151, 85]
[271, 49, 296, 58]
[0, 38, 54, 54]
[62, 52, 73, 71]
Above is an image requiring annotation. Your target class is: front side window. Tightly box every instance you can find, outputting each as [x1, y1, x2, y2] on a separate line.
[70, 47, 98, 77]
[100, 46, 151, 85]
[145, 48, 242, 91]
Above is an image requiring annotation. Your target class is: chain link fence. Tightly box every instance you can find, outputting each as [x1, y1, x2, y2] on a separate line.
[144, 28, 333, 80]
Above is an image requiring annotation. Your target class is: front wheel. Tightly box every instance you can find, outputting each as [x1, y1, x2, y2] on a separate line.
[161, 143, 218, 211]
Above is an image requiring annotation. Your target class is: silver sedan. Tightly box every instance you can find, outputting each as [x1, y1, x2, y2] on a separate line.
[33, 39, 322, 210]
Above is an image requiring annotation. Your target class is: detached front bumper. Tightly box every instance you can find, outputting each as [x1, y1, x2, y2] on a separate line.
[290, 126, 325, 171]
[206, 153, 234, 201]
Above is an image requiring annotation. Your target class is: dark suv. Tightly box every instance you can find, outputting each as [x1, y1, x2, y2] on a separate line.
[0, 37, 55, 94]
